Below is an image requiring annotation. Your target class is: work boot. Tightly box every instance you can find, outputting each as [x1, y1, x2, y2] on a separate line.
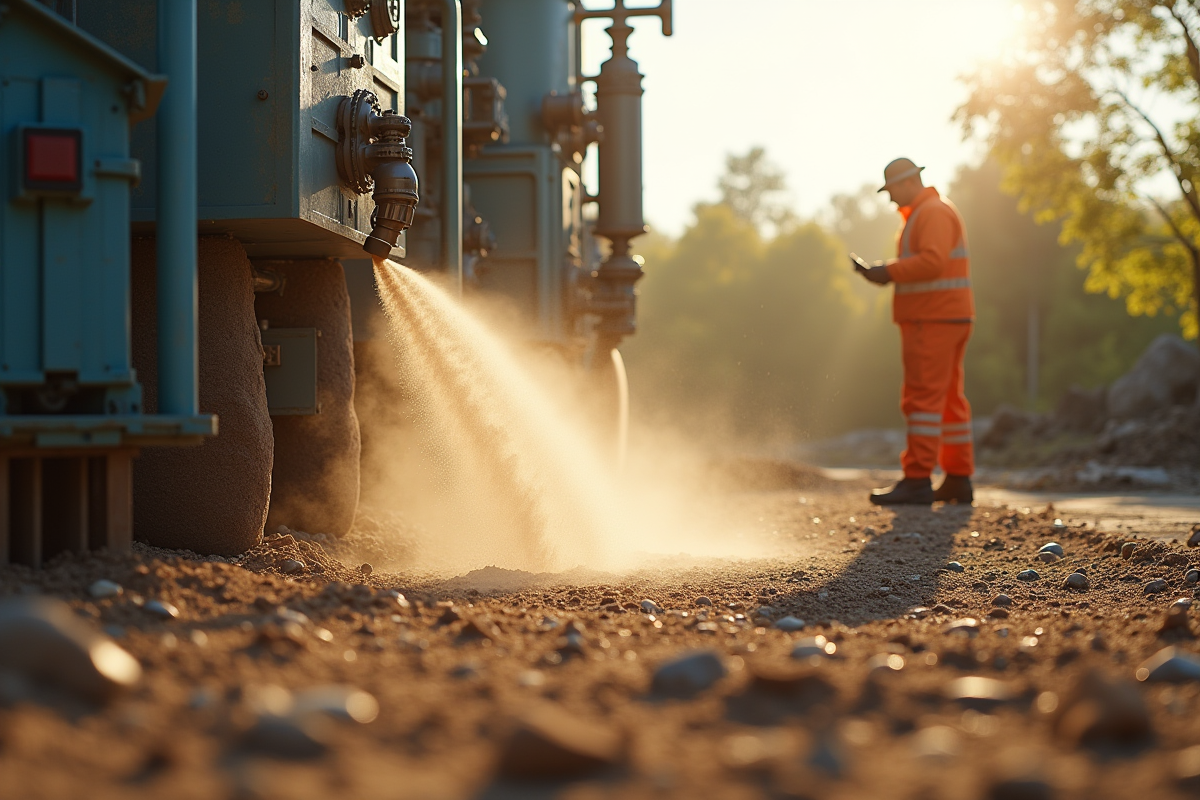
[934, 474, 974, 504]
[869, 477, 934, 506]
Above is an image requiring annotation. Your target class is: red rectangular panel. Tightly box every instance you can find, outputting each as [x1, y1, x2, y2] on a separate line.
[26, 131, 79, 184]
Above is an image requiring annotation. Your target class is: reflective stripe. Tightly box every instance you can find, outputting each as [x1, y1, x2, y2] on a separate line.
[894, 277, 972, 295]
[908, 412, 942, 423]
[942, 422, 973, 432]
[908, 425, 942, 437]
[950, 241, 969, 259]
[943, 434, 973, 444]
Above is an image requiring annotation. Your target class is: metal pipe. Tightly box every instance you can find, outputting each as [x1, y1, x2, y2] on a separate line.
[442, 0, 464, 294]
[155, 0, 199, 417]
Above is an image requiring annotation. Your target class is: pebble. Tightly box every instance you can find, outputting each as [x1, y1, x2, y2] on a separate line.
[280, 559, 304, 574]
[640, 599, 664, 615]
[88, 580, 123, 600]
[651, 650, 727, 697]
[773, 616, 806, 632]
[1017, 570, 1040, 582]
[753, 606, 776, 620]
[0, 596, 142, 703]
[291, 685, 379, 723]
[898, 533, 923, 543]
[791, 636, 836, 658]
[359, 563, 372, 577]
[988, 608, 1010, 619]
[1054, 670, 1152, 746]
[945, 676, 1014, 713]
[1038, 542, 1064, 557]
[1136, 647, 1200, 682]
[144, 599, 179, 619]
[944, 618, 980, 637]
[497, 705, 621, 779]
[1064, 572, 1090, 591]
[945, 561, 965, 572]
[694, 596, 713, 607]
[1186, 569, 1200, 585]
[240, 714, 330, 759]
[1036, 552, 1060, 563]
[911, 725, 961, 760]
[1189, 527, 1200, 548]
[867, 653, 905, 675]
[1145, 579, 1168, 595]
[992, 594, 1013, 607]
[1121, 542, 1137, 559]
[1176, 745, 1200, 790]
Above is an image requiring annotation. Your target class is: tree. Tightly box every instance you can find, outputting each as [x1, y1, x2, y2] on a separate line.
[958, 0, 1200, 342]
[717, 147, 794, 234]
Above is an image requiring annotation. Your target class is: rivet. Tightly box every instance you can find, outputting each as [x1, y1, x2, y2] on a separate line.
[257, 89, 269, 100]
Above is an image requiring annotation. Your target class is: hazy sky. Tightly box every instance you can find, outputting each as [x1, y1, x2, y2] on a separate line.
[579, 0, 1021, 236]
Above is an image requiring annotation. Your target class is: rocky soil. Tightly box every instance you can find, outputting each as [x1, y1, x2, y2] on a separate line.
[3, 481, 1200, 799]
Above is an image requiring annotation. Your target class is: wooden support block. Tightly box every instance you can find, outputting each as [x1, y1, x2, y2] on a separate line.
[105, 451, 133, 552]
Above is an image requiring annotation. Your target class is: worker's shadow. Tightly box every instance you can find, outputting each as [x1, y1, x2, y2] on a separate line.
[777, 503, 976, 627]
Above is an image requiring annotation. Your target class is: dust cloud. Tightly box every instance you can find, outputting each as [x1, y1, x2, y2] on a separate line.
[361, 259, 778, 576]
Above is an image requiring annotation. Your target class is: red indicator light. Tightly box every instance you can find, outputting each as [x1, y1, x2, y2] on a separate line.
[23, 128, 82, 192]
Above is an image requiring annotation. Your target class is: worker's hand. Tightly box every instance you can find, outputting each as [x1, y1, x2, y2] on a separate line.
[862, 264, 892, 285]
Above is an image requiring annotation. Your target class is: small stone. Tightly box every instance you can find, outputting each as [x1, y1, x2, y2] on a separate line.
[791, 635, 836, 659]
[911, 725, 961, 760]
[88, 580, 123, 600]
[436, 606, 462, 626]
[640, 599, 663, 615]
[988, 608, 1010, 619]
[291, 686, 379, 723]
[992, 594, 1013, 607]
[280, 559, 303, 574]
[1186, 569, 1200, 585]
[946, 561, 965, 572]
[1038, 542, 1064, 557]
[1172, 597, 1193, 611]
[144, 600, 179, 619]
[944, 618, 980, 637]
[497, 705, 621, 779]
[867, 653, 905, 675]
[694, 596, 713, 607]
[773, 616, 806, 632]
[1188, 526, 1200, 548]
[651, 650, 726, 697]
[0, 596, 142, 703]
[944, 676, 1013, 709]
[1064, 572, 1090, 591]
[1176, 744, 1200, 790]
[753, 606, 776, 620]
[899, 533, 923, 543]
[1145, 579, 1169, 595]
[1137, 647, 1200, 682]
[1037, 551, 1060, 563]
[1121, 542, 1137, 559]
[359, 563, 372, 577]
[1054, 669, 1151, 746]
[240, 714, 329, 759]
[1017, 570, 1040, 582]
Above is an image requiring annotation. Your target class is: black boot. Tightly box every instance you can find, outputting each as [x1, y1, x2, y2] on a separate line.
[869, 477, 934, 506]
[934, 474, 974, 504]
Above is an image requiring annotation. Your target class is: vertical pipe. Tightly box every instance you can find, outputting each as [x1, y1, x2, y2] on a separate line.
[442, 0, 464, 294]
[156, 0, 199, 416]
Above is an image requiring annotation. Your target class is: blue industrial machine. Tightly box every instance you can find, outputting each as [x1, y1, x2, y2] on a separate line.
[0, 0, 215, 566]
[5, 0, 669, 559]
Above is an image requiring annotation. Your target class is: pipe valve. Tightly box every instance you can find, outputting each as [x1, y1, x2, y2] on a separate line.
[336, 89, 420, 258]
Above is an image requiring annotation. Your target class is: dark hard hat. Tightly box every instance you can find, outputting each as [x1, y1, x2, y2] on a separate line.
[878, 158, 925, 193]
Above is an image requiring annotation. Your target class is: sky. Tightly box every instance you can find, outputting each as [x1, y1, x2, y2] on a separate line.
[579, 0, 1023, 237]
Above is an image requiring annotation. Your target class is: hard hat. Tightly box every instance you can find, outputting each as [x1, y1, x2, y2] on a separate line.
[877, 158, 925, 193]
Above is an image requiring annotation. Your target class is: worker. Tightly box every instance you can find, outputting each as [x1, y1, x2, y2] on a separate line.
[851, 158, 974, 505]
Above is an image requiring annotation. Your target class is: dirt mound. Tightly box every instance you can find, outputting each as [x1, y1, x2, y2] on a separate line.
[706, 457, 847, 491]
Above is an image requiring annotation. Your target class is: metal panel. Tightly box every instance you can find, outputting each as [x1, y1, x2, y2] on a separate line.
[261, 327, 319, 415]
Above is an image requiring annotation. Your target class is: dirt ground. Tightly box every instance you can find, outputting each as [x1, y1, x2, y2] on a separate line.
[3, 474, 1200, 799]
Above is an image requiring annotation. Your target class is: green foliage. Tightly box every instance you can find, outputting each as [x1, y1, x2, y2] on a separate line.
[958, 0, 1200, 340]
[716, 146, 795, 234]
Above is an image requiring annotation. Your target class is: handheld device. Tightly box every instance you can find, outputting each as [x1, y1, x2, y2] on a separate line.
[849, 253, 870, 273]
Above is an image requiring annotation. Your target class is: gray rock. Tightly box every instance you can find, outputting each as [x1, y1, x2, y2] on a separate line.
[1108, 334, 1200, 420]
[773, 616, 806, 632]
[88, 580, 123, 600]
[1038, 542, 1064, 557]
[0, 596, 142, 703]
[651, 650, 726, 697]
[497, 704, 622, 779]
[753, 606, 776, 620]
[946, 561, 965, 572]
[791, 636, 835, 658]
[240, 714, 330, 759]
[1186, 569, 1200, 584]
[1137, 647, 1200, 682]
[359, 563, 372, 577]
[292, 686, 379, 723]
[944, 618, 980, 637]
[1017, 570, 1040, 582]
[992, 594, 1013, 607]
[1121, 542, 1137, 559]
[1172, 598, 1193, 611]
[1064, 572, 1090, 591]
[1054, 670, 1151, 746]
[694, 596, 713, 607]
[1037, 551, 1061, 563]
[144, 599, 179, 619]
[1189, 527, 1200, 548]
[640, 599, 663, 615]
[1145, 579, 1169, 595]
[280, 559, 304, 574]
[944, 676, 1013, 709]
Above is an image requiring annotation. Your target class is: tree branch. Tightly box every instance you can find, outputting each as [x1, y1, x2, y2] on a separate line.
[1144, 193, 1200, 260]
[1168, 3, 1200, 86]
[1113, 88, 1200, 223]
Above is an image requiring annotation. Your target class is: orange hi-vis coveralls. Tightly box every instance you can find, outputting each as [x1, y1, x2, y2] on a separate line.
[885, 186, 975, 479]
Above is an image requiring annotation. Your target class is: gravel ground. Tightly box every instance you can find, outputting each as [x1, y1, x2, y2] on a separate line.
[3, 480, 1200, 799]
